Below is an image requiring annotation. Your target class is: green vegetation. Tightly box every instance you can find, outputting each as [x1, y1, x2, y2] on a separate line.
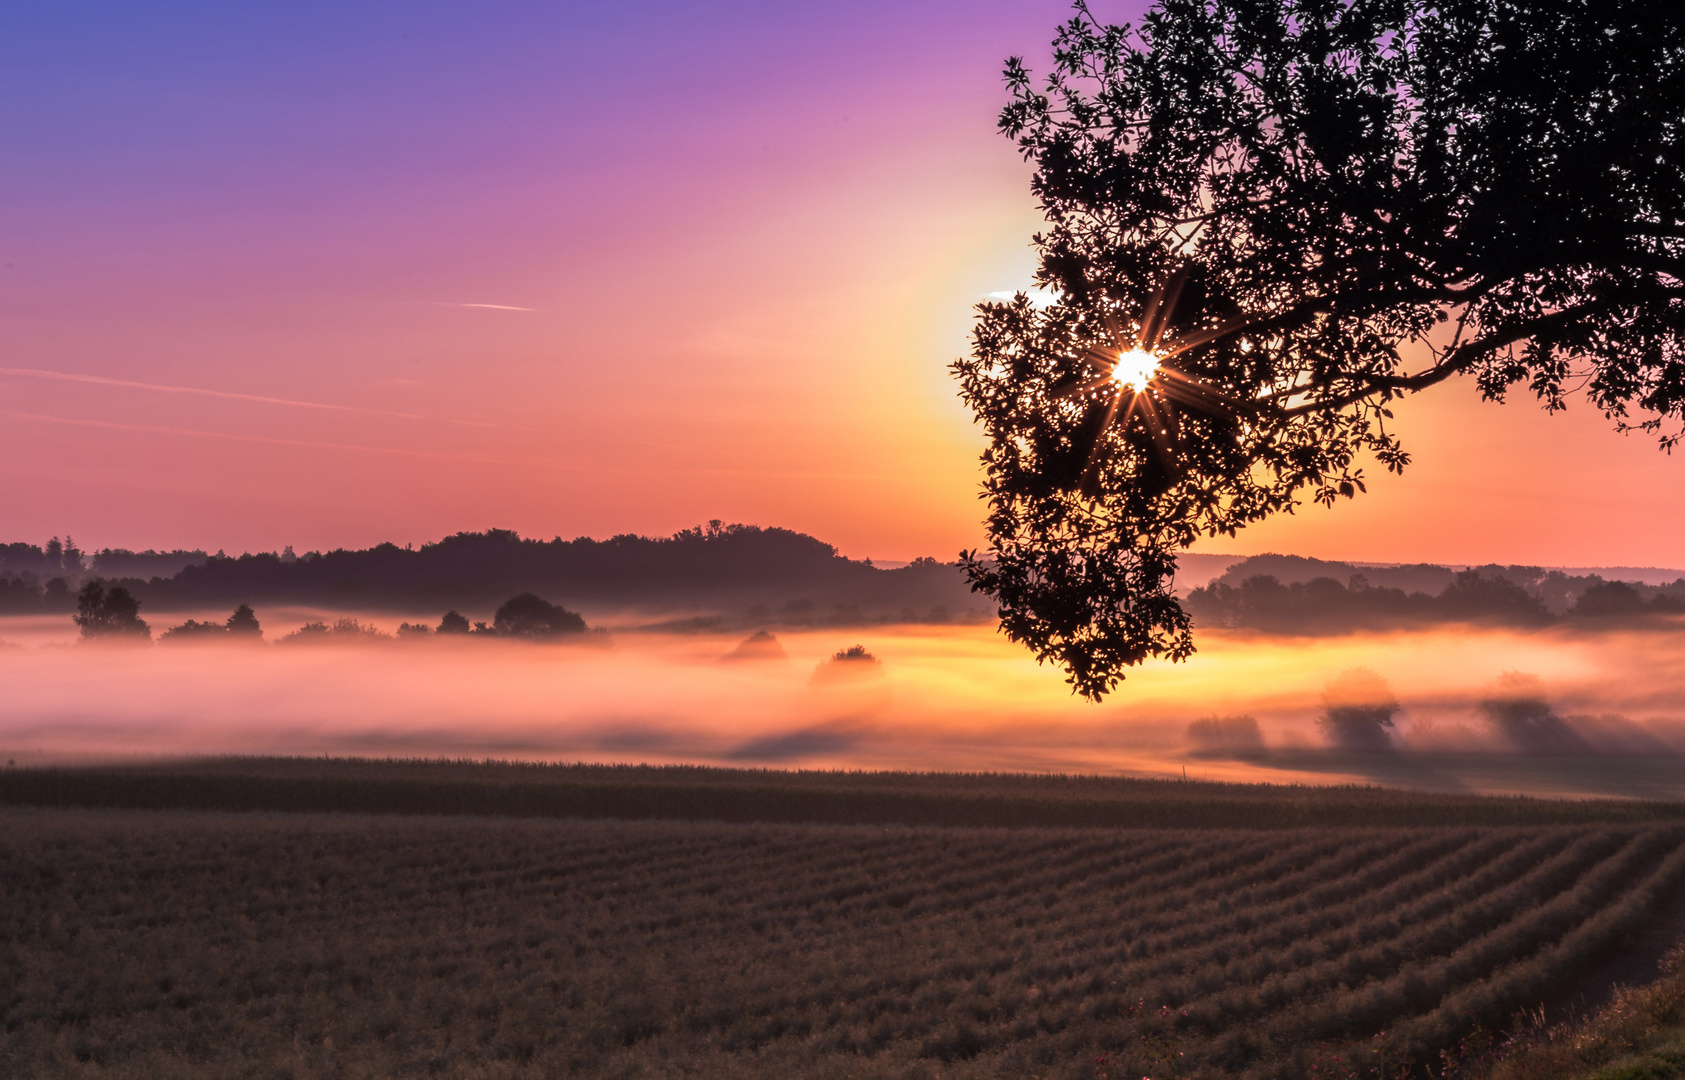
[3, 807, 1682, 1079]
[9, 757, 1685, 828]
[1448, 948, 1685, 1080]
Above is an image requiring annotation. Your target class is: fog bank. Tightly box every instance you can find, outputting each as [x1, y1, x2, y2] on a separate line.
[3, 612, 1684, 800]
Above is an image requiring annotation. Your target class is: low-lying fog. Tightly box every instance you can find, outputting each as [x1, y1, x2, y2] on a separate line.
[4, 609, 1684, 800]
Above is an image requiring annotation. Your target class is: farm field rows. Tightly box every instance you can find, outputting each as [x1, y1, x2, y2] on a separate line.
[4, 808, 1683, 1079]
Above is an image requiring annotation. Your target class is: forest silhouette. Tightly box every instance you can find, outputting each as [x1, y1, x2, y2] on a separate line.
[5, 525, 1684, 636]
[1184, 556, 1685, 635]
[0, 523, 978, 625]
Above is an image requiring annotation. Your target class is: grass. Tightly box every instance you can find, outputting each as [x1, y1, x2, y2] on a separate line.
[6, 755, 1685, 828]
[1439, 947, 1685, 1080]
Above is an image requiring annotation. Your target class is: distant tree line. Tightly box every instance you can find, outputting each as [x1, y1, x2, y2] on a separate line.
[0, 524, 980, 623]
[1184, 558, 1685, 634]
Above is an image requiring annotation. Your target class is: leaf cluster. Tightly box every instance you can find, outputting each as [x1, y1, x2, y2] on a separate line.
[956, 0, 1685, 697]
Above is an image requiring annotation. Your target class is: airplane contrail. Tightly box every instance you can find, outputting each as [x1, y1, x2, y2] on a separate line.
[0, 366, 428, 420]
[9, 412, 542, 468]
[403, 302, 538, 311]
[10, 411, 892, 481]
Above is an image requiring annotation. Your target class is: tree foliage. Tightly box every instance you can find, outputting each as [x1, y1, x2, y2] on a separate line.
[491, 593, 587, 639]
[74, 581, 150, 641]
[954, 0, 1685, 697]
[1318, 667, 1400, 749]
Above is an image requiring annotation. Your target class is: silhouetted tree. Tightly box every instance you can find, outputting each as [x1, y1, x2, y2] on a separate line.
[160, 619, 224, 641]
[492, 593, 586, 639]
[812, 643, 884, 686]
[226, 603, 262, 637]
[1317, 668, 1398, 751]
[1438, 571, 1550, 624]
[160, 604, 262, 643]
[42, 578, 71, 611]
[1573, 581, 1647, 618]
[74, 581, 150, 641]
[437, 610, 470, 634]
[278, 617, 387, 644]
[724, 630, 787, 661]
[956, 0, 1685, 697]
[1478, 671, 1586, 754]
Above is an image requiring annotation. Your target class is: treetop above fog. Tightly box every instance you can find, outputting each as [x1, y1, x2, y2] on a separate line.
[956, 0, 1685, 698]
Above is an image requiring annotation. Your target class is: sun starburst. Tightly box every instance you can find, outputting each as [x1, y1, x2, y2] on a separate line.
[1110, 349, 1161, 393]
[1048, 266, 1261, 498]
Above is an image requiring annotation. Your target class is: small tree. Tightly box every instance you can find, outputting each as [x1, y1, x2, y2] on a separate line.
[1478, 671, 1584, 753]
[1317, 668, 1398, 750]
[226, 603, 262, 638]
[492, 593, 586, 639]
[74, 581, 150, 641]
[437, 610, 471, 634]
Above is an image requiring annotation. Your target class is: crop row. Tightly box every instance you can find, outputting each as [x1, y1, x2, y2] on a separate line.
[3, 808, 1680, 1080]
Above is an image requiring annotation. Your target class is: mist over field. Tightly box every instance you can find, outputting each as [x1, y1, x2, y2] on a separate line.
[5, 610, 1684, 800]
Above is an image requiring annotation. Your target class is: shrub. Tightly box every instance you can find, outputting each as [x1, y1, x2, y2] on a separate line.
[1319, 668, 1400, 750]
[491, 593, 587, 638]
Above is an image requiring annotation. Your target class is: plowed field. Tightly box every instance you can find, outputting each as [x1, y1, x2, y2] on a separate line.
[4, 808, 1682, 1079]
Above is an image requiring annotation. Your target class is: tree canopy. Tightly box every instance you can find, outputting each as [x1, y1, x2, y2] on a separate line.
[492, 593, 587, 639]
[955, 0, 1685, 698]
[74, 581, 150, 641]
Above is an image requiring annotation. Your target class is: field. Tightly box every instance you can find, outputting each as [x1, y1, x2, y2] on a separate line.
[5, 765, 1685, 1080]
[8, 757, 1685, 828]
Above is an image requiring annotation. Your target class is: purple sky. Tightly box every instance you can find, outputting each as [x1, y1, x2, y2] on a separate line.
[4, 0, 1683, 567]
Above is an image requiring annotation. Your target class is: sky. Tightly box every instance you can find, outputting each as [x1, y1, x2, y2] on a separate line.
[4, 0, 1684, 568]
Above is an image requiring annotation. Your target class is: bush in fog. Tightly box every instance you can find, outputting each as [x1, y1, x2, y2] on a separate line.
[279, 617, 389, 643]
[397, 621, 432, 638]
[159, 619, 225, 642]
[437, 609, 470, 634]
[161, 603, 263, 643]
[1318, 668, 1399, 750]
[492, 593, 587, 638]
[811, 644, 884, 687]
[73, 581, 149, 642]
[724, 630, 786, 661]
[1479, 672, 1587, 754]
[1186, 715, 1265, 756]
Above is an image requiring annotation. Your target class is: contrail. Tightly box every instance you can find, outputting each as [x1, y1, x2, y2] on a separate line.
[0, 366, 428, 420]
[9, 412, 539, 468]
[9, 411, 893, 481]
[405, 302, 538, 311]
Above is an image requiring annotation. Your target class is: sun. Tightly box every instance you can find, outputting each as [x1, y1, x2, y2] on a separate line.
[1110, 349, 1160, 393]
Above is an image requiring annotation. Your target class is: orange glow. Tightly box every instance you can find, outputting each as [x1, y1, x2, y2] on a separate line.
[5, 613, 1685, 799]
